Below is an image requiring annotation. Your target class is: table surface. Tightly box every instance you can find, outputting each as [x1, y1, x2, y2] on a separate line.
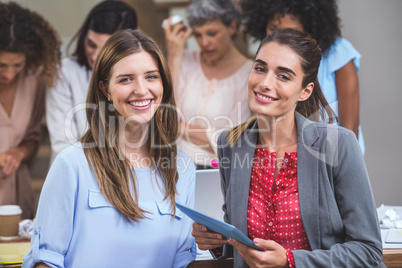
[188, 249, 402, 267]
[383, 248, 402, 268]
[1, 239, 401, 268]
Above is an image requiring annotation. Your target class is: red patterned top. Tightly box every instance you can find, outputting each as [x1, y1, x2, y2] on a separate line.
[247, 145, 311, 267]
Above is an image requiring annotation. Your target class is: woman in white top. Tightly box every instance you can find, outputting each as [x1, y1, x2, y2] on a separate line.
[163, 0, 252, 168]
[46, 1, 137, 163]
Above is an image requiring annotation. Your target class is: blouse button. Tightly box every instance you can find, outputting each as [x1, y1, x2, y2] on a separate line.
[285, 158, 289, 162]
[276, 181, 280, 185]
[269, 222, 273, 226]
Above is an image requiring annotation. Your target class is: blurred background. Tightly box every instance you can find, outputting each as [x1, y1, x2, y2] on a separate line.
[3, 0, 401, 207]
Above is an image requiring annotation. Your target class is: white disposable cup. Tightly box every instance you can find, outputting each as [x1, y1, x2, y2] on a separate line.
[0, 205, 22, 239]
[161, 15, 184, 28]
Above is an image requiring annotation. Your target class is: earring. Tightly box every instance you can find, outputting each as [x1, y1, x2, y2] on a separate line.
[108, 98, 111, 102]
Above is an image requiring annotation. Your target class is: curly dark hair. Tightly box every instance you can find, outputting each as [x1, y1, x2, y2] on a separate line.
[239, 0, 341, 53]
[0, 2, 61, 86]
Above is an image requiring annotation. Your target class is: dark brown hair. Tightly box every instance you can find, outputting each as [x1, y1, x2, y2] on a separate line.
[68, 0, 138, 69]
[227, 28, 336, 145]
[0, 2, 61, 86]
[80, 29, 179, 222]
[239, 0, 341, 53]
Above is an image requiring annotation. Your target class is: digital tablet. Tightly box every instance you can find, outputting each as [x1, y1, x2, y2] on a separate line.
[194, 169, 224, 220]
[176, 203, 263, 251]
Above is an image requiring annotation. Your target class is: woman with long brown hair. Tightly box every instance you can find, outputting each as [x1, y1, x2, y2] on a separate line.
[239, 0, 365, 154]
[192, 29, 383, 267]
[23, 29, 196, 268]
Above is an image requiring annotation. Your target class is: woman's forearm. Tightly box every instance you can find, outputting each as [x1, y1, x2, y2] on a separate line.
[179, 122, 215, 154]
[335, 60, 360, 138]
[17, 139, 39, 162]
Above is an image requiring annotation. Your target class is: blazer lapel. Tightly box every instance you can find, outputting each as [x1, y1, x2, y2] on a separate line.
[296, 113, 321, 250]
[230, 121, 258, 235]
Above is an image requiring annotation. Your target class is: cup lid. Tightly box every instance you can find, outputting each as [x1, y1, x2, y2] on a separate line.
[0, 205, 22, 215]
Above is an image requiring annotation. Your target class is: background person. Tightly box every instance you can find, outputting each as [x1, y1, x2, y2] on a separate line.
[47, 0, 138, 163]
[240, 0, 365, 154]
[23, 29, 196, 268]
[192, 29, 384, 267]
[163, 0, 252, 168]
[0, 2, 61, 219]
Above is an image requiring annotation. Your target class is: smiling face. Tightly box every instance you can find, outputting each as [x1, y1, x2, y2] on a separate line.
[0, 52, 26, 85]
[192, 20, 236, 65]
[103, 50, 163, 125]
[84, 30, 111, 69]
[266, 13, 304, 35]
[248, 42, 313, 119]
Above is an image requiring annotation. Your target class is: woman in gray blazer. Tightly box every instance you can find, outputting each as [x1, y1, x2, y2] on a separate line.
[192, 29, 384, 267]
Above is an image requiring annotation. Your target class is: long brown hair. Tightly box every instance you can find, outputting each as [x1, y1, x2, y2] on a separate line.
[80, 29, 179, 222]
[227, 28, 337, 146]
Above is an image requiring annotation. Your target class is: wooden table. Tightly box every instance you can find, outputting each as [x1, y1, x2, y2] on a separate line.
[1, 239, 401, 267]
[189, 249, 402, 268]
[188, 258, 233, 268]
[383, 248, 402, 268]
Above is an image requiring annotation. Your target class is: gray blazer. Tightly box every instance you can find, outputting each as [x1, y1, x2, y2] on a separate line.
[217, 113, 384, 268]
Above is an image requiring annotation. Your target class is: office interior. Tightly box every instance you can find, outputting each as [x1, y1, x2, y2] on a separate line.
[4, 0, 401, 209]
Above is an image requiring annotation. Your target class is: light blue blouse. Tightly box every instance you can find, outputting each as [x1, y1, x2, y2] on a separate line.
[318, 38, 365, 154]
[22, 144, 197, 268]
